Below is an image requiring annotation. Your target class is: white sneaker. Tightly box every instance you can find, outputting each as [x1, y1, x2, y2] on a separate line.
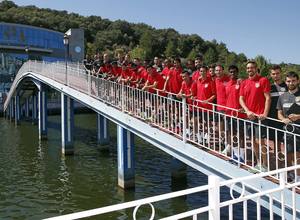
[221, 144, 231, 155]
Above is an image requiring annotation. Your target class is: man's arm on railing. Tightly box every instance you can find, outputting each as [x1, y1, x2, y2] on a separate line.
[239, 95, 256, 120]
[258, 92, 271, 120]
[278, 110, 291, 125]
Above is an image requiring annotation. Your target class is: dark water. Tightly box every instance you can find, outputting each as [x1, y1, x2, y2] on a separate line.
[0, 114, 274, 220]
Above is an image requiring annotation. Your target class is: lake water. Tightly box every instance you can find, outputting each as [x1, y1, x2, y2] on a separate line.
[0, 114, 273, 219]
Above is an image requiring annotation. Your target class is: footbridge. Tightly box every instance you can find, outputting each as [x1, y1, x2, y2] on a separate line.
[3, 61, 300, 219]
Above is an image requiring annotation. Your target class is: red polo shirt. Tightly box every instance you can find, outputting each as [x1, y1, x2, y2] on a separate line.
[147, 71, 165, 94]
[191, 77, 216, 110]
[225, 79, 246, 118]
[99, 64, 112, 74]
[215, 75, 230, 111]
[161, 67, 171, 78]
[121, 68, 132, 80]
[167, 67, 183, 94]
[180, 79, 194, 104]
[240, 74, 271, 115]
[111, 66, 122, 77]
[192, 70, 200, 82]
[140, 68, 148, 83]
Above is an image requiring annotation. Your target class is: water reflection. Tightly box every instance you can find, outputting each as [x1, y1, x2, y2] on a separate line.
[57, 157, 72, 214]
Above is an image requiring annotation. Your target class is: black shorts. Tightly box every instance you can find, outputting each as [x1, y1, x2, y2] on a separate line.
[245, 119, 268, 139]
[265, 119, 284, 141]
[284, 125, 300, 153]
[226, 117, 245, 133]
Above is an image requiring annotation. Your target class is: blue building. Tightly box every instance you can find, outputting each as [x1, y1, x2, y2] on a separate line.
[0, 22, 84, 111]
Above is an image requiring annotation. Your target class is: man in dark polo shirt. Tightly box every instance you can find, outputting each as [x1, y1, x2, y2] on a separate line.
[267, 65, 287, 153]
[239, 60, 271, 172]
[277, 71, 300, 182]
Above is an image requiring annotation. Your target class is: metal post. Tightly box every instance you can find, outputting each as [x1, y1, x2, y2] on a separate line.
[61, 93, 74, 155]
[63, 34, 69, 85]
[97, 114, 110, 145]
[38, 85, 47, 140]
[25, 97, 29, 118]
[117, 125, 135, 189]
[182, 97, 187, 143]
[15, 95, 20, 126]
[208, 175, 220, 220]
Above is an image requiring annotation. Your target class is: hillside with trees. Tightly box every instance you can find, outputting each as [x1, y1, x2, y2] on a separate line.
[0, 0, 299, 77]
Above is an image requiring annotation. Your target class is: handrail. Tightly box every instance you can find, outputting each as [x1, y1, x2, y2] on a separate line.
[44, 165, 300, 220]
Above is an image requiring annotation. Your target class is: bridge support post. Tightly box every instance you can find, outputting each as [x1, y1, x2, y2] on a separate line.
[25, 97, 29, 118]
[97, 114, 110, 145]
[38, 85, 47, 140]
[32, 94, 38, 124]
[117, 125, 135, 189]
[15, 95, 20, 126]
[10, 99, 14, 122]
[171, 158, 187, 190]
[61, 93, 74, 155]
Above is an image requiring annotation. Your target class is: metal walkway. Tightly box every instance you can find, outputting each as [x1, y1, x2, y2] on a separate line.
[3, 61, 300, 219]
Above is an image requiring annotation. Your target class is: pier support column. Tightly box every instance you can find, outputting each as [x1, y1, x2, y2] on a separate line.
[10, 99, 14, 122]
[25, 97, 29, 118]
[97, 114, 110, 145]
[61, 93, 74, 155]
[38, 85, 47, 140]
[171, 158, 187, 190]
[15, 95, 20, 126]
[117, 125, 135, 189]
[32, 94, 38, 124]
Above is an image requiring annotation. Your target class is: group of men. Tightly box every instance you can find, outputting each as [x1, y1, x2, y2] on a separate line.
[83, 52, 300, 179]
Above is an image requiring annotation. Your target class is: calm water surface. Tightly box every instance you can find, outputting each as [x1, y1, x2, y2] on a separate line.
[0, 114, 272, 219]
[0, 114, 211, 220]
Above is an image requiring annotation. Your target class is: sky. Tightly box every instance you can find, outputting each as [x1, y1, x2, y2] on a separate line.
[12, 0, 300, 64]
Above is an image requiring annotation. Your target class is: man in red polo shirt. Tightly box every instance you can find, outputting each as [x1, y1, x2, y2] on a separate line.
[118, 61, 133, 84]
[215, 64, 230, 111]
[142, 65, 165, 94]
[161, 58, 172, 80]
[214, 64, 230, 147]
[191, 66, 216, 143]
[163, 58, 183, 96]
[142, 65, 166, 121]
[192, 66, 216, 112]
[107, 61, 121, 81]
[239, 60, 271, 172]
[223, 65, 246, 162]
[177, 69, 194, 103]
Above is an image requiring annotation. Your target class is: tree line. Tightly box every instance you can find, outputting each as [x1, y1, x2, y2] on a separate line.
[0, 0, 299, 78]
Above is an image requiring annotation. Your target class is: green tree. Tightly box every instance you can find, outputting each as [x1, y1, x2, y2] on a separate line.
[255, 55, 269, 76]
[130, 46, 147, 60]
[139, 31, 155, 59]
[203, 48, 218, 65]
[165, 40, 178, 58]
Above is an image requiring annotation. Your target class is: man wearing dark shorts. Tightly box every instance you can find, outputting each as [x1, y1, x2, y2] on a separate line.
[277, 71, 300, 182]
[239, 60, 271, 172]
[267, 65, 287, 144]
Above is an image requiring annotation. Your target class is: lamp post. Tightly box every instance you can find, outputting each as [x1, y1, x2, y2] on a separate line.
[25, 46, 29, 60]
[63, 34, 69, 85]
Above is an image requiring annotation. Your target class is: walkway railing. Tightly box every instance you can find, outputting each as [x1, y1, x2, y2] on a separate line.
[4, 61, 300, 182]
[44, 165, 300, 220]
